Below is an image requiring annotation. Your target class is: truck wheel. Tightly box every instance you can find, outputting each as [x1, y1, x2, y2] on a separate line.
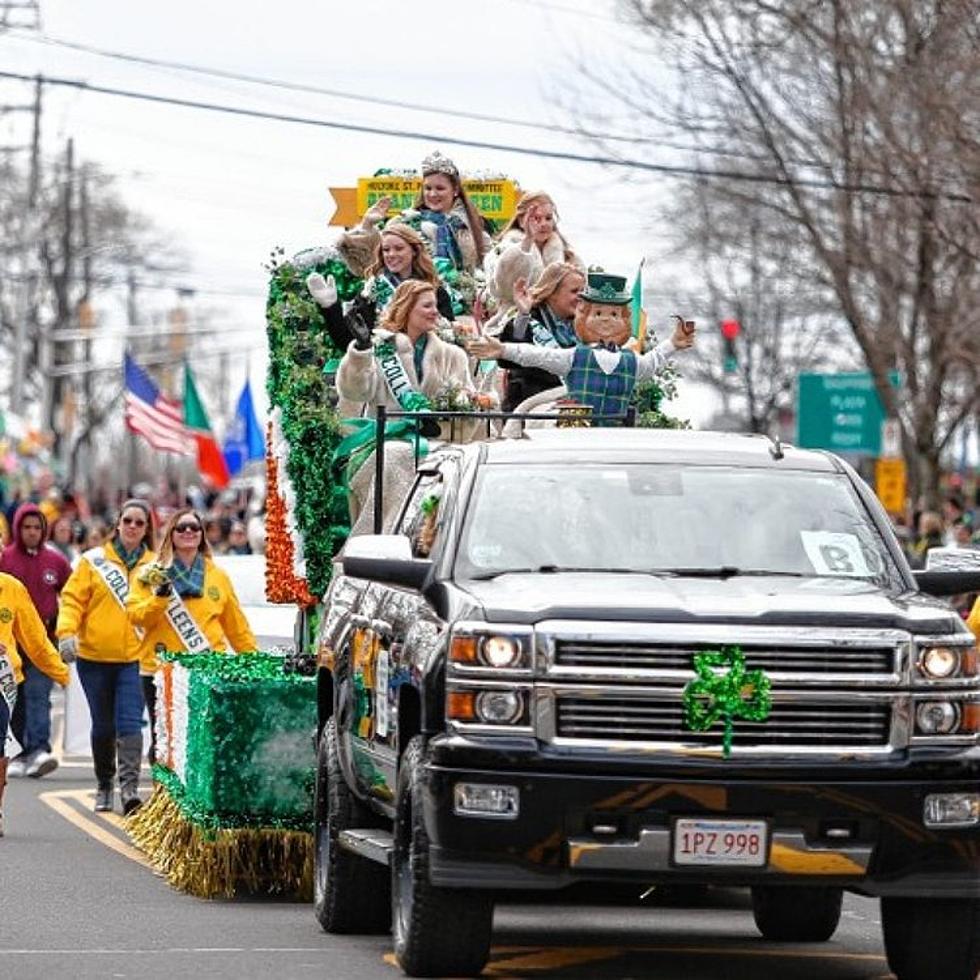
[392, 736, 494, 977]
[882, 897, 980, 980]
[313, 719, 391, 934]
[751, 885, 842, 941]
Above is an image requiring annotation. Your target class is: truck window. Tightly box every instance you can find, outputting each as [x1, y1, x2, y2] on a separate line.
[398, 474, 444, 558]
[455, 463, 903, 589]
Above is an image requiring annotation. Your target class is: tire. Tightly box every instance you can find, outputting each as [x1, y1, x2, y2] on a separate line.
[751, 885, 843, 941]
[881, 897, 980, 980]
[392, 736, 494, 977]
[313, 719, 391, 934]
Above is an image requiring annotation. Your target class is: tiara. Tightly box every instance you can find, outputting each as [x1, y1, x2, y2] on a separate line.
[421, 150, 459, 178]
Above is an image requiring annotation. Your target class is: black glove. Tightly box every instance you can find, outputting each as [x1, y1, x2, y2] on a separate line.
[153, 581, 174, 597]
[349, 313, 372, 351]
[419, 416, 443, 438]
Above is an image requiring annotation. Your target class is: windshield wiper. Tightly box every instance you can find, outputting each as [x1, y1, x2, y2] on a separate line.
[654, 567, 813, 579]
[467, 565, 649, 581]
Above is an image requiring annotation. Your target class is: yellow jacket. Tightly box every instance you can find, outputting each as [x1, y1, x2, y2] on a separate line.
[56, 540, 156, 663]
[968, 597, 980, 642]
[127, 557, 258, 673]
[0, 572, 69, 686]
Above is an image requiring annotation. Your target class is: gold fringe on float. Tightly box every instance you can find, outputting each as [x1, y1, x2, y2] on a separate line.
[126, 784, 313, 900]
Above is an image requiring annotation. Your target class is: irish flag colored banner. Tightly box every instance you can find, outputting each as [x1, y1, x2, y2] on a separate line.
[184, 364, 230, 488]
[630, 260, 647, 342]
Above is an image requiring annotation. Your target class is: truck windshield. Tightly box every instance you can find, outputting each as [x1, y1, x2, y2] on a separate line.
[455, 463, 903, 588]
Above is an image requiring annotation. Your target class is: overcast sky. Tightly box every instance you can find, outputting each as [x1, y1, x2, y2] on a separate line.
[1, 0, 712, 426]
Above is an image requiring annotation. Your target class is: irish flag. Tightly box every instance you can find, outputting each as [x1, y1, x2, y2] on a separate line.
[631, 259, 648, 345]
[184, 364, 230, 488]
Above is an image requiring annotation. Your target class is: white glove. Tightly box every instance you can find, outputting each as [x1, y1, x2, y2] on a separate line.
[306, 272, 338, 309]
[58, 636, 79, 664]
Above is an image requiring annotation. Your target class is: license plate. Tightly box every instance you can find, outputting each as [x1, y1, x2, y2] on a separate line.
[672, 818, 768, 867]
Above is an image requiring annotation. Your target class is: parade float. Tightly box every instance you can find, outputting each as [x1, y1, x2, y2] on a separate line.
[127, 158, 688, 900]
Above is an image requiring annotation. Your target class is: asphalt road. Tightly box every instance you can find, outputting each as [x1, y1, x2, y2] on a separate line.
[1, 759, 898, 980]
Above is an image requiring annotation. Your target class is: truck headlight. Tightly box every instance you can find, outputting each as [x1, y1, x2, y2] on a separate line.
[475, 690, 523, 724]
[915, 700, 960, 735]
[449, 629, 530, 669]
[918, 646, 959, 679]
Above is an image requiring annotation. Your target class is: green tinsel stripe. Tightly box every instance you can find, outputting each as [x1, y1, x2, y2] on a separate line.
[265, 254, 356, 595]
[159, 650, 316, 684]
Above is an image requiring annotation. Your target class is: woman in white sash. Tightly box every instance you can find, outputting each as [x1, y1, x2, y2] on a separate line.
[55, 499, 156, 814]
[127, 509, 257, 687]
[335, 280, 492, 536]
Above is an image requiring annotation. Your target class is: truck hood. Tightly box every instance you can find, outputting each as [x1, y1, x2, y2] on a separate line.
[455, 572, 960, 633]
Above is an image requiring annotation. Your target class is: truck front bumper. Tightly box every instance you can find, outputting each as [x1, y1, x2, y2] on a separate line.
[421, 748, 979, 897]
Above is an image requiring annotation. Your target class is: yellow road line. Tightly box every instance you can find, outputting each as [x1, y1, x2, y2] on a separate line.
[385, 940, 886, 974]
[39, 788, 152, 869]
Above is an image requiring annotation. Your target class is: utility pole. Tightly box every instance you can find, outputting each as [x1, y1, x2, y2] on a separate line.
[10, 74, 42, 415]
[0, 0, 41, 30]
[43, 136, 73, 460]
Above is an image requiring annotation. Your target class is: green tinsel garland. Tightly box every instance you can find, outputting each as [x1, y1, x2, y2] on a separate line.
[266, 252, 358, 595]
[682, 646, 772, 757]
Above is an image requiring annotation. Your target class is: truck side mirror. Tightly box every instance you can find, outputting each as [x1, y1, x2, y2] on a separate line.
[342, 534, 433, 592]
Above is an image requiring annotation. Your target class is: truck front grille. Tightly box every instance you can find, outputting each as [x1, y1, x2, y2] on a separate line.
[554, 640, 895, 676]
[555, 696, 892, 747]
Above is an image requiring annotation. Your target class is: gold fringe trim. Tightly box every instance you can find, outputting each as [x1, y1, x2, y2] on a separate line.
[126, 784, 313, 900]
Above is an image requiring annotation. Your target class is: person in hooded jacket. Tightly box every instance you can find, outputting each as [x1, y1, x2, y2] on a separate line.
[0, 571, 70, 836]
[0, 503, 72, 779]
[56, 500, 156, 814]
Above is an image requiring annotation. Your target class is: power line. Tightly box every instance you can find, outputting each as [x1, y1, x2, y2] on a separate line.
[0, 69, 970, 203]
[5, 28, 731, 157]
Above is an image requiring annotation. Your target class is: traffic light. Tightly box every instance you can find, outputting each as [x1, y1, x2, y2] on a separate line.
[720, 318, 740, 373]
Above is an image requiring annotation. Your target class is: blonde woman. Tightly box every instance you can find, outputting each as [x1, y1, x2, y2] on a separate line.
[336, 280, 493, 534]
[306, 224, 456, 353]
[56, 499, 156, 814]
[127, 508, 257, 675]
[494, 262, 587, 411]
[484, 191, 583, 308]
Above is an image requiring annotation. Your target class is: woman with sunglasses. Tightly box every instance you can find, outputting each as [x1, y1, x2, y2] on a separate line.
[56, 499, 157, 814]
[127, 510, 256, 733]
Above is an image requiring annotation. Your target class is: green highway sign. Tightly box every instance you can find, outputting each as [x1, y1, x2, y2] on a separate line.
[797, 372, 899, 455]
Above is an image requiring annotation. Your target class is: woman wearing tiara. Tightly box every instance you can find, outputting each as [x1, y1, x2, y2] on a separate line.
[401, 150, 493, 275]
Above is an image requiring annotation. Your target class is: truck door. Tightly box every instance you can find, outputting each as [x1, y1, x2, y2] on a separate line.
[348, 468, 449, 803]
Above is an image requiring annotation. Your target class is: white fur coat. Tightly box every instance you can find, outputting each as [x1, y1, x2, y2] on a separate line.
[484, 229, 582, 304]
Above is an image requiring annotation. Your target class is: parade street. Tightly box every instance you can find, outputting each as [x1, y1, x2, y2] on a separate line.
[2, 704, 895, 980]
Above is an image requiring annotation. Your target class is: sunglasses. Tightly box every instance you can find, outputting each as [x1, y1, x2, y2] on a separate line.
[174, 522, 202, 534]
[121, 517, 147, 527]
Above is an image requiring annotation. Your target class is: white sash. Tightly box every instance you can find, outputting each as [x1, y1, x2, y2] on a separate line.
[83, 547, 130, 612]
[163, 591, 210, 653]
[375, 342, 418, 407]
[83, 546, 144, 641]
[0, 646, 17, 712]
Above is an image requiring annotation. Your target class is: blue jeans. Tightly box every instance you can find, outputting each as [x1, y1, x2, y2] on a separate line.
[0, 697, 9, 758]
[76, 659, 144, 740]
[10, 657, 53, 755]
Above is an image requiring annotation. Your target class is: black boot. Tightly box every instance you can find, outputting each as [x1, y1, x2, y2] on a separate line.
[117, 734, 143, 816]
[91, 735, 116, 812]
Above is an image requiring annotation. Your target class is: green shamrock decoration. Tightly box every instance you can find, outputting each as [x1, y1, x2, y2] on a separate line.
[682, 646, 772, 758]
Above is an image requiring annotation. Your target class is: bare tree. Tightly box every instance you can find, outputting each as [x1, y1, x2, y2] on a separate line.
[575, 0, 980, 504]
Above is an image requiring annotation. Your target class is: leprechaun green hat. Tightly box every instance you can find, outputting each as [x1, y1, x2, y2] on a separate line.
[580, 270, 631, 305]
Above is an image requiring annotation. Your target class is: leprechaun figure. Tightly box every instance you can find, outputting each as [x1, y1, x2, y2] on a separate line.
[468, 271, 695, 423]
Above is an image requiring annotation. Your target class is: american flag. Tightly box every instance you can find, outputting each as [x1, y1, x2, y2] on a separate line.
[123, 353, 192, 455]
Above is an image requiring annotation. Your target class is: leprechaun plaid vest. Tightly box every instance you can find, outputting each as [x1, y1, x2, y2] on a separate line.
[566, 346, 637, 425]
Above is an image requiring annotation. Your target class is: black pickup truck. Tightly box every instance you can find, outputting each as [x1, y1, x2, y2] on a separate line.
[311, 428, 980, 979]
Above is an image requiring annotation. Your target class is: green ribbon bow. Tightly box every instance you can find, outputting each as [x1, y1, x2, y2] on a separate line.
[330, 417, 429, 492]
[681, 646, 772, 758]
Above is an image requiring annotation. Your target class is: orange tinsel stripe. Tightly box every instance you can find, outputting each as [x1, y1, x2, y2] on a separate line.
[265, 424, 318, 607]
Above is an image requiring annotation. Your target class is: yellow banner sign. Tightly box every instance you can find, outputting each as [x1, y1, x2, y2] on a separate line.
[875, 457, 907, 515]
[330, 176, 520, 226]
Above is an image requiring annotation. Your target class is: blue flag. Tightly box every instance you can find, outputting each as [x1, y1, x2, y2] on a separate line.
[222, 380, 265, 477]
